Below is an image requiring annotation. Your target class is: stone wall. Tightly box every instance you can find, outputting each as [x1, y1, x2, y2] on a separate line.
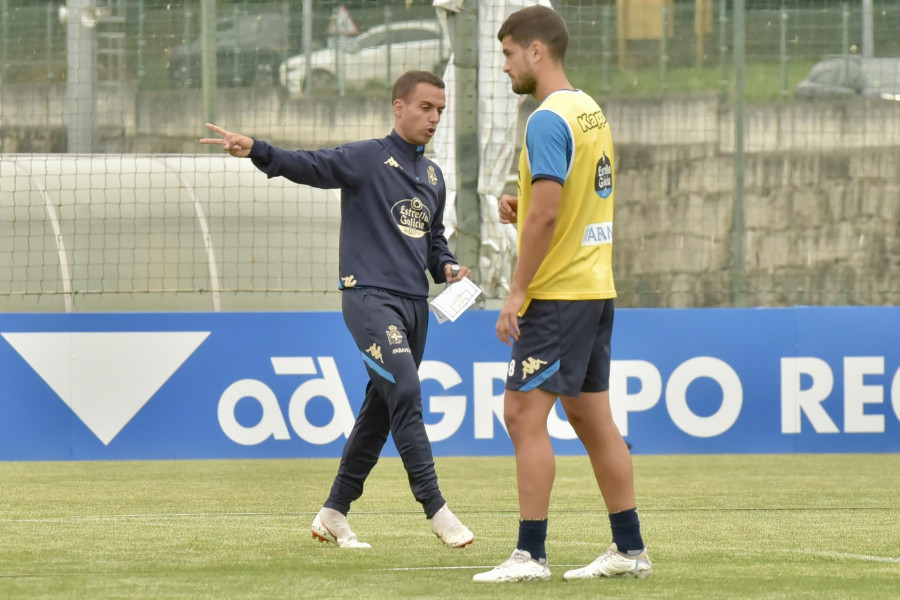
[613, 144, 900, 307]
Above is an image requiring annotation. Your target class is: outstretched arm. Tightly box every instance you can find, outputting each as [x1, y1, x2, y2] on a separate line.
[199, 122, 253, 157]
[200, 122, 361, 189]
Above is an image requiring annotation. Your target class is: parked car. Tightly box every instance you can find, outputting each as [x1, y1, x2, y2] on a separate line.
[167, 14, 290, 88]
[796, 56, 900, 101]
[279, 19, 449, 97]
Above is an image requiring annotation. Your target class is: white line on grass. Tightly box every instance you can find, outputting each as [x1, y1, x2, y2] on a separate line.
[381, 550, 900, 572]
[1, 512, 292, 523]
[808, 550, 900, 564]
[381, 564, 585, 571]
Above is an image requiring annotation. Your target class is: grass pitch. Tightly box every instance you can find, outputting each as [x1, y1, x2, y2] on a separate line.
[1, 454, 898, 599]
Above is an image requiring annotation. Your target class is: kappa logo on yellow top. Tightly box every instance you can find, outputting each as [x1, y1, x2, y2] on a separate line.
[521, 356, 548, 380]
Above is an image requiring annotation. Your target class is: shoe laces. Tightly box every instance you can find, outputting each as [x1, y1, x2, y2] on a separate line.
[508, 549, 544, 565]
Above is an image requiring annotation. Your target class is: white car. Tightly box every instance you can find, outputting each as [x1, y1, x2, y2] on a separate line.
[280, 20, 449, 97]
[795, 56, 900, 102]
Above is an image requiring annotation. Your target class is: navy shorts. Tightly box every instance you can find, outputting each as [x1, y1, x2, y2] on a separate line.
[505, 299, 614, 396]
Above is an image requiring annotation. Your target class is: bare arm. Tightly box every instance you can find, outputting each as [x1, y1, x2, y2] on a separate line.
[496, 179, 561, 344]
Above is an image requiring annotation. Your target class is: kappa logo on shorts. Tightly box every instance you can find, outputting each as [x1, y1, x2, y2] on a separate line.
[366, 343, 384, 364]
[386, 324, 403, 345]
[521, 356, 548, 380]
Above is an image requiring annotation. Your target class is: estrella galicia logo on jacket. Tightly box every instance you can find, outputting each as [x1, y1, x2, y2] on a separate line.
[391, 197, 431, 238]
[427, 165, 438, 186]
[521, 356, 547, 380]
[595, 152, 612, 199]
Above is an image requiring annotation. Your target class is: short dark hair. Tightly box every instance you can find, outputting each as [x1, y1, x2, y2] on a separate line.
[497, 5, 569, 63]
[392, 70, 445, 102]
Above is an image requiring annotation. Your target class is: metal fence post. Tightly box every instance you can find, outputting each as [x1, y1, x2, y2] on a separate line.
[779, 5, 788, 97]
[0, 0, 8, 83]
[841, 2, 850, 82]
[46, 1, 54, 82]
[732, 0, 746, 307]
[602, 4, 611, 95]
[137, 0, 146, 86]
[861, 0, 873, 57]
[718, 0, 728, 103]
[446, 0, 480, 283]
[67, 0, 96, 153]
[281, 0, 289, 87]
[841, 2, 849, 55]
[660, 2, 668, 91]
[201, 0, 216, 135]
[384, 4, 392, 84]
[231, 3, 240, 86]
[302, 0, 312, 95]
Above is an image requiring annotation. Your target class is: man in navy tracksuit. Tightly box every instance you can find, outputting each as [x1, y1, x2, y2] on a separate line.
[201, 71, 474, 549]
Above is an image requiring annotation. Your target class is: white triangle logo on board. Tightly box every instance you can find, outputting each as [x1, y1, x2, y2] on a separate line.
[1, 331, 211, 445]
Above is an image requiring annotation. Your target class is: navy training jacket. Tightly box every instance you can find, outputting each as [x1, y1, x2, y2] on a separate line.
[249, 130, 457, 299]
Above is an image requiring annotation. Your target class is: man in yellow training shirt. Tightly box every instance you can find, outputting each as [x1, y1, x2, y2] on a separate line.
[474, 5, 653, 583]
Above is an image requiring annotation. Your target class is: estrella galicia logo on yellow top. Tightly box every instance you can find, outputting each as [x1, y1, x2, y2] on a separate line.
[595, 152, 612, 199]
[391, 197, 431, 238]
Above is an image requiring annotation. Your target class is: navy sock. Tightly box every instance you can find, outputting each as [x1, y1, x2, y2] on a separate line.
[516, 519, 548, 561]
[609, 508, 644, 554]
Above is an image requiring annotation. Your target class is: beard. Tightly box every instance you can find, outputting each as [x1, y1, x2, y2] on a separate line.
[511, 69, 537, 95]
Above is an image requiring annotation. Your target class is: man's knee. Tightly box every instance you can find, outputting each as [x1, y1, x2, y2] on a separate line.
[503, 391, 550, 438]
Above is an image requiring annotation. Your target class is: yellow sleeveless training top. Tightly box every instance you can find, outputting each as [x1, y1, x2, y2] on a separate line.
[516, 89, 616, 301]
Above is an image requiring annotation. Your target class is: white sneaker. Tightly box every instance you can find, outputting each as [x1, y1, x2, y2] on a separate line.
[310, 507, 372, 549]
[473, 549, 551, 583]
[563, 543, 653, 580]
[429, 503, 474, 548]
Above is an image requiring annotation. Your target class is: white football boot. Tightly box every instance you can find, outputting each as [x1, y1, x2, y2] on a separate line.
[429, 503, 474, 548]
[563, 543, 653, 580]
[310, 507, 372, 549]
[473, 549, 551, 583]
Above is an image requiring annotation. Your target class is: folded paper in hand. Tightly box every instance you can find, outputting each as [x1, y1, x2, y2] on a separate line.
[430, 277, 483, 324]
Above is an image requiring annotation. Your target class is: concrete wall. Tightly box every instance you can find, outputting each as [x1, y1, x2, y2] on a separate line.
[613, 144, 900, 307]
[1, 86, 898, 308]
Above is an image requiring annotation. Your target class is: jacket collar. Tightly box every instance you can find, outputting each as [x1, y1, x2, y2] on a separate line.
[388, 130, 425, 161]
